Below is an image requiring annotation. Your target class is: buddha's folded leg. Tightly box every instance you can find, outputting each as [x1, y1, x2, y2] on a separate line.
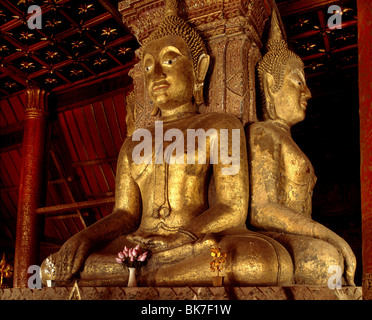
[142, 228, 294, 286]
[50, 229, 294, 287]
[261, 232, 344, 285]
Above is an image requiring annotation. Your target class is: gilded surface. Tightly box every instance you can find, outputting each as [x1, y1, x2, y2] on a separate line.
[247, 11, 356, 286]
[41, 2, 356, 288]
[41, 0, 293, 287]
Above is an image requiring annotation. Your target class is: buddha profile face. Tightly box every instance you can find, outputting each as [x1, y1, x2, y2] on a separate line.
[258, 10, 312, 127]
[143, 35, 195, 112]
[266, 58, 312, 126]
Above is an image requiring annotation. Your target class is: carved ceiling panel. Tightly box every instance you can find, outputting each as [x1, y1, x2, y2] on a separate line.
[0, 0, 139, 98]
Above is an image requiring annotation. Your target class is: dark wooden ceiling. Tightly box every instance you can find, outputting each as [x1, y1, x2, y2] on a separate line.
[278, 0, 358, 97]
[0, 0, 362, 285]
[0, 0, 138, 97]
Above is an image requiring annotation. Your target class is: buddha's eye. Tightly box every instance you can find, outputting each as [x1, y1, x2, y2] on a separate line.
[163, 57, 178, 65]
[144, 65, 152, 72]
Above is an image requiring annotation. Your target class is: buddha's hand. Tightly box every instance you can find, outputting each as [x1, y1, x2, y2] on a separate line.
[151, 232, 196, 251]
[53, 232, 94, 282]
[129, 231, 197, 252]
[338, 237, 357, 286]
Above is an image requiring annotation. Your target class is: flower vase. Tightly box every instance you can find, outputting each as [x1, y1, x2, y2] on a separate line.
[127, 267, 137, 287]
[46, 279, 55, 287]
[212, 275, 224, 287]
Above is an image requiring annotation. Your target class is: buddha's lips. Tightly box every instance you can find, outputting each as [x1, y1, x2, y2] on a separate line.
[153, 84, 170, 91]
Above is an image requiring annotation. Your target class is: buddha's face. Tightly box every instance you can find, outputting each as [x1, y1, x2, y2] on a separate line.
[272, 59, 312, 126]
[143, 35, 195, 112]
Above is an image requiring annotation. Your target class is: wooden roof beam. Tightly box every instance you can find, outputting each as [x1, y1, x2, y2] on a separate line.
[35, 197, 115, 216]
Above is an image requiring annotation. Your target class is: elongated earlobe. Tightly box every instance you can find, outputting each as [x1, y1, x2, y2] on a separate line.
[150, 105, 160, 117]
[194, 53, 210, 105]
[263, 73, 277, 120]
[196, 54, 210, 82]
[263, 73, 275, 100]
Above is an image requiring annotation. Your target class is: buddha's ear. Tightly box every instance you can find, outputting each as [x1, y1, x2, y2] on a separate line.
[263, 73, 275, 100]
[150, 105, 160, 117]
[195, 53, 210, 83]
[263, 73, 277, 119]
[194, 54, 210, 105]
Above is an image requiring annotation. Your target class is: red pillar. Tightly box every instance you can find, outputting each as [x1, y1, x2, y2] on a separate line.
[358, 0, 372, 300]
[13, 86, 49, 288]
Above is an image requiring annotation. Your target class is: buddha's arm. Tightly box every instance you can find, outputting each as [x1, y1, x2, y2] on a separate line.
[249, 125, 356, 284]
[55, 139, 141, 281]
[182, 124, 249, 236]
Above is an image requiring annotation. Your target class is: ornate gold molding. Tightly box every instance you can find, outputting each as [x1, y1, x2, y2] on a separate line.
[25, 86, 49, 120]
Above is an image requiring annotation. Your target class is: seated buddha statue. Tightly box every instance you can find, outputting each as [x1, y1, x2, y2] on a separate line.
[41, 0, 294, 287]
[247, 11, 356, 286]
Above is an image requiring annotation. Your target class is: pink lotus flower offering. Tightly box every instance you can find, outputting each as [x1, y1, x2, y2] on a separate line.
[115, 245, 150, 269]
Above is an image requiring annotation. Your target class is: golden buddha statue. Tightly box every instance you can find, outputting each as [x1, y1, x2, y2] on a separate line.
[247, 11, 356, 286]
[41, 0, 294, 287]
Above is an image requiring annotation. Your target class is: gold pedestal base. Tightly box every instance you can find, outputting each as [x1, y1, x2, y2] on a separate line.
[0, 286, 362, 300]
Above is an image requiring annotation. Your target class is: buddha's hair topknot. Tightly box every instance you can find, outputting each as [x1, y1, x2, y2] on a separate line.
[258, 10, 303, 95]
[143, 3, 206, 72]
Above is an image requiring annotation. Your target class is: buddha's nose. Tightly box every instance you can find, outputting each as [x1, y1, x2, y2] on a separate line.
[153, 61, 165, 79]
[303, 86, 312, 101]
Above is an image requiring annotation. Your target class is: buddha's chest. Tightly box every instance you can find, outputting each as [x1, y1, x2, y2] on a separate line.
[280, 141, 316, 188]
[127, 120, 218, 184]
[127, 135, 211, 186]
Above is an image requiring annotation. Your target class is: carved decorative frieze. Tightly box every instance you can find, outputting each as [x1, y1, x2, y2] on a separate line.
[118, 0, 273, 46]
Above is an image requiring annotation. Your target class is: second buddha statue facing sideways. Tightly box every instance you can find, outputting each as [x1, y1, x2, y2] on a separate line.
[247, 11, 356, 286]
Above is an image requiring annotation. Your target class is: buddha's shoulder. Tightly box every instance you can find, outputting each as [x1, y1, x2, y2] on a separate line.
[118, 134, 144, 160]
[248, 121, 284, 133]
[247, 121, 285, 142]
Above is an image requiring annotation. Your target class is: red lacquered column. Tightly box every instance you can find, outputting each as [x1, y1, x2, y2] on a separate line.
[358, 0, 372, 300]
[13, 86, 49, 288]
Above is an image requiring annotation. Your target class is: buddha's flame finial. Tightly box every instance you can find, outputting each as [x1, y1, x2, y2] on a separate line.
[267, 9, 286, 50]
[165, 0, 178, 17]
